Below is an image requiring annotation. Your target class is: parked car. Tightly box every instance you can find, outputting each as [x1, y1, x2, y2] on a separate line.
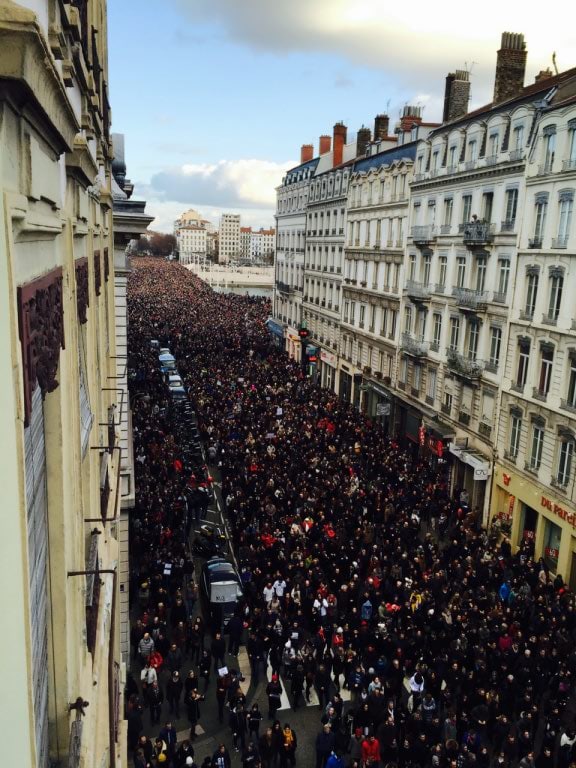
[159, 352, 176, 374]
[168, 374, 187, 400]
[200, 557, 243, 629]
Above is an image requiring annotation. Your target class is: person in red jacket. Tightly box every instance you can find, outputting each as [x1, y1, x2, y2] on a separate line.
[361, 733, 381, 767]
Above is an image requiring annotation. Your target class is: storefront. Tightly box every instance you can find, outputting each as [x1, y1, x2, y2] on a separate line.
[363, 379, 392, 435]
[285, 326, 301, 362]
[491, 463, 576, 583]
[448, 442, 492, 522]
[319, 349, 338, 393]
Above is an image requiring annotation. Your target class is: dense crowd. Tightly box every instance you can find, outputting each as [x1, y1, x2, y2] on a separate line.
[126, 258, 576, 768]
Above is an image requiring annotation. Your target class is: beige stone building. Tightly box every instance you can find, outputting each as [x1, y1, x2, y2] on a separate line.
[0, 2, 125, 766]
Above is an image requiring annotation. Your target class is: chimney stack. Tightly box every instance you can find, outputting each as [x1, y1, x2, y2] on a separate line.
[534, 68, 553, 83]
[356, 126, 372, 157]
[319, 135, 332, 155]
[442, 69, 471, 123]
[333, 122, 347, 167]
[300, 144, 314, 163]
[493, 32, 527, 105]
[399, 106, 422, 132]
[374, 114, 390, 141]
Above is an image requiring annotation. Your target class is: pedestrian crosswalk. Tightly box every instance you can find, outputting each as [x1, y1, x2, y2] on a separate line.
[264, 667, 351, 710]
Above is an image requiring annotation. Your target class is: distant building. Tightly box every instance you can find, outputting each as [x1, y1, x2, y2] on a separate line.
[174, 209, 214, 264]
[251, 228, 276, 261]
[240, 227, 252, 259]
[219, 213, 242, 263]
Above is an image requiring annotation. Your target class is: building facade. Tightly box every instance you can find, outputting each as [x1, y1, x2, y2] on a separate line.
[174, 209, 212, 265]
[219, 213, 241, 263]
[493, 82, 576, 583]
[0, 2, 125, 767]
[274, 151, 318, 359]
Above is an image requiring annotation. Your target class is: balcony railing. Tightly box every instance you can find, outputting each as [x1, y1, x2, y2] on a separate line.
[446, 348, 484, 379]
[276, 281, 293, 294]
[460, 222, 495, 245]
[401, 332, 429, 357]
[411, 225, 437, 244]
[458, 411, 471, 425]
[479, 421, 492, 439]
[528, 237, 543, 249]
[452, 287, 489, 311]
[500, 219, 516, 233]
[440, 224, 452, 235]
[552, 235, 569, 249]
[405, 280, 433, 301]
[537, 163, 554, 176]
[492, 291, 507, 304]
[563, 158, 576, 171]
[509, 149, 523, 162]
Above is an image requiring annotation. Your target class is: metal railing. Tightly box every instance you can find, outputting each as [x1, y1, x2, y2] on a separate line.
[461, 222, 495, 244]
[411, 224, 437, 243]
[405, 280, 433, 300]
[452, 287, 489, 311]
[552, 235, 569, 248]
[401, 332, 429, 356]
[446, 348, 484, 378]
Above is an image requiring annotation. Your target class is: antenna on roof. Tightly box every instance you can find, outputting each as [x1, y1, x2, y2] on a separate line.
[552, 52, 559, 75]
[465, 61, 477, 76]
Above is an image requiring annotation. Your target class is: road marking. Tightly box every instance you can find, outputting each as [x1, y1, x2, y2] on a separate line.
[237, 648, 251, 693]
[177, 725, 205, 742]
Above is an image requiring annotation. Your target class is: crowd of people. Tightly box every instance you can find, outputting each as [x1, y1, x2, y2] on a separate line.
[126, 258, 576, 768]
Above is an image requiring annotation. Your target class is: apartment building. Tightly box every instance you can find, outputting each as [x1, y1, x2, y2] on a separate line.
[493, 80, 576, 583]
[273, 149, 318, 359]
[302, 123, 359, 390]
[219, 213, 241, 263]
[0, 2, 125, 766]
[174, 208, 213, 265]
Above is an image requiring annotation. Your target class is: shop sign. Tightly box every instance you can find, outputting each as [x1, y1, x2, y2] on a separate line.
[320, 350, 337, 367]
[502, 473, 511, 486]
[508, 495, 515, 516]
[426, 436, 445, 457]
[540, 495, 576, 528]
[376, 402, 390, 416]
[474, 466, 490, 481]
[545, 546, 559, 559]
[523, 530, 535, 540]
[418, 425, 426, 446]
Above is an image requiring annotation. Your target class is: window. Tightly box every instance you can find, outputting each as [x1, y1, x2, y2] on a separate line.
[404, 306, 413, 333]
[433, 313, 442, 347]
[443, 198, 453, 226]
[567, 355, 576, 409]
[349, 301, 355, 324]
[448, 145, 457, 167]
[482, 191, 494, 223]
[380, 307, 388, 336]
[524, 272, 539, 317]
[529, 423, 545, 470]
[557, 196, 573, 243]
[568, 125, 576, 168]
[359, 304, 366, 328]
[413, 364, 422, 392]
[533, 199, 548, 243]
[461, 195, 472, 224]
[543, 129, 556, 172]
[489, 133, 499, 157]
[423, 255, 431, 284]
[431, 151, 439, 171]
[489, 327, 502, 367]
[513, 124, 524, 151]
[476, 257, 487, 292]
[516, 340, 530, 388]
[444, 391, 453, 412]
[449, 317, 460, 350]
[538, 346, 554, 396]
[438, 256, 447, 288]
[408, 254, 416, 280]
[427, 368, 437, 400]
[557, 438, 574, 486]
[468, 139, 478, 161]
[369, 304, 376, 331]
[509, 412, 522, 457]
[547, 272, 563, 321]
[456, 257, 466, 288]
[481, 391, 495, 425]
[497, 259, 510, 299]
[467, 322, 479, 360]
[399, 356, 407, 383]
[390, 310, 397, 339]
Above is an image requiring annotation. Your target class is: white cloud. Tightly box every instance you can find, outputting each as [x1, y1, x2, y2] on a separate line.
[172, 0, 575, 94]
[149, 158, 295, 210]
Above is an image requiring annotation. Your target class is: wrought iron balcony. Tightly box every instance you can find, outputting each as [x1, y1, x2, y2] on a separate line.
[452, 287, 489, 312]
[440, 224, 452, 235]
[405, 280, 433, 302]
[460, 222, 495, 245]
[500, 219, 516, 233]
[446, 348, 484, 379]
[276, 281, 293, 294]
[401, 332, 429, 357]
[528, 237, 543, 249]
[411, 225, 437, 245]
[563, 158, 576, 171]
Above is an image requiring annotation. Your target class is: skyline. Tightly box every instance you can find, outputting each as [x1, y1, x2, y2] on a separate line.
[108, 0, 576, 232]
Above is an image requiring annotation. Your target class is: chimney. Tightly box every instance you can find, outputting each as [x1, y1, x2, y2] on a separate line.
[399, 106, 422, 132]
[534, 68, 553, 83]
[374, 114, 390, 141]
[319, 135, 331, 155]
[356, 126, 372, 157]
[442, 69, 471, 122]
[300, 144, 314, 163]
[493, 32, 527, 105]
[333, 122, 347, 167]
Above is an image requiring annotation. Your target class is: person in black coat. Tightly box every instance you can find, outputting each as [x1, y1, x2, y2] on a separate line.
[229, 703, 248, 752]
[166, 671, 183, 718]
[315, 724, 336, 768]
[211, 743, 231, 768]
[228, 614, 244, 656]
[211, 632, 226, 673]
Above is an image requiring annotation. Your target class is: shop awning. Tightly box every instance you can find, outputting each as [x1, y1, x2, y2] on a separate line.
[424, 419, 454, 440]
[449, 443, 492, 480]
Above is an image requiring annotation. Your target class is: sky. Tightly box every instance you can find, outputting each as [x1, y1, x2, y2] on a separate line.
[108, 0, 575, 233]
